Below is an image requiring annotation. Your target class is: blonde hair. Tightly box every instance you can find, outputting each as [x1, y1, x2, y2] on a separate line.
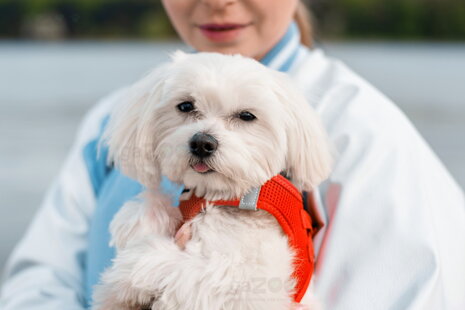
[294, 1, 313, 47]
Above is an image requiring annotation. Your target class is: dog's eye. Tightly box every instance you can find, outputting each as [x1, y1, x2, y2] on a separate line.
[177, 101, 195, 113]
[238, 111, 256, 121]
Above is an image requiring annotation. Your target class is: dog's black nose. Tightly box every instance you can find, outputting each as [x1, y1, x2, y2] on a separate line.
[189, 133, 218, 158]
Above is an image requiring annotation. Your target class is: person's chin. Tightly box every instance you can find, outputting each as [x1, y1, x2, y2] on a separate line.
[194, 38, 256, 59]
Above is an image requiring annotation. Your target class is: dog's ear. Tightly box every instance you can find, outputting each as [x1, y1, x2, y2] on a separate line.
[271, 71, 333, 192]
[102, 65, 170, 189]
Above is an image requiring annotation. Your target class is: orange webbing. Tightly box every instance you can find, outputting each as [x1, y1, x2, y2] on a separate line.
[255, 175, 314, 302]
[178, 175, 314, 303]
[179, 194, 240, 222]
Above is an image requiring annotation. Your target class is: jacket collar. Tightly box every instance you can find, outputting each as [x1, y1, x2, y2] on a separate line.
[260, 21, 304, 72]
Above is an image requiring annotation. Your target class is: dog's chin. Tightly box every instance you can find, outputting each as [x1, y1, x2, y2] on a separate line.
[177, 166, 250, 201]
[161, 156, 276, 201]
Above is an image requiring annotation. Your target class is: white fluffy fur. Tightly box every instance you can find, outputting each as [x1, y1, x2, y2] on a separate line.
[93, 52, 332, 310]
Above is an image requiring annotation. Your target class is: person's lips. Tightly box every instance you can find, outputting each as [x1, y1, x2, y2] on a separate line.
[197, 23, 251, 42]
[199, 23, 248, 31]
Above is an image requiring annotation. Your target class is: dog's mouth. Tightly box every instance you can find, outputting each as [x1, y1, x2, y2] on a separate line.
[191, 162, 214, 174]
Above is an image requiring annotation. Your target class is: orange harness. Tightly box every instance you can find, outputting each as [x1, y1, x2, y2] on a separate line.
[178, 174, 315, 303]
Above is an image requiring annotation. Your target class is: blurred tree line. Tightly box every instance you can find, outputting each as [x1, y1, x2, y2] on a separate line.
[0, 0, 464, 40]
[0, 0, 175, 39]
[311, 0, 465, 40]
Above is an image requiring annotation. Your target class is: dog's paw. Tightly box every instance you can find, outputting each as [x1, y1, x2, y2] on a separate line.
[174, 222, 192, 250]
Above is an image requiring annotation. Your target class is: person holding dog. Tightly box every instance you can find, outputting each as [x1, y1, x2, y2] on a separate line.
[1, 1, 464, 309]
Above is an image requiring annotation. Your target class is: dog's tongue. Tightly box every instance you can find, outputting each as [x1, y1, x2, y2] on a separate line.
[193, 163, 210, 173]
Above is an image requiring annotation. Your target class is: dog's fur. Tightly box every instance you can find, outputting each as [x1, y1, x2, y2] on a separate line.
[92, 52, 332, 310]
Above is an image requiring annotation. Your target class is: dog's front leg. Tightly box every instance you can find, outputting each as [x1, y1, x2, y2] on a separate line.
[92, 235, 177, 310]
[109, 190, 182, 250]
[105, 233, 251, 310]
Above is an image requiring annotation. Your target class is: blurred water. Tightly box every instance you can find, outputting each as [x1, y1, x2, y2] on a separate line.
[0, 40, 464, 273]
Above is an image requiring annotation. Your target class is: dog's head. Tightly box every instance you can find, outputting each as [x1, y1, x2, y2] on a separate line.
[104, 51, 332, 200]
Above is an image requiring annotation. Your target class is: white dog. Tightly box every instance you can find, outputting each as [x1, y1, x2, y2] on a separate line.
[92, 51, 332, 310]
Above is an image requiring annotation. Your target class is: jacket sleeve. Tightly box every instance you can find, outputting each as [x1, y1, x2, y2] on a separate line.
[0, 91, 123, 309]
[310, 75, 465, 310]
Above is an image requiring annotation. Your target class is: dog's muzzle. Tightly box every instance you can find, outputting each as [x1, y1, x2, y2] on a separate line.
[189, 132, 218, 158]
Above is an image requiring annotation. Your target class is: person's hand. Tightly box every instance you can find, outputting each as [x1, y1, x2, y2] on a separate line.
[174, 222, 192, 249]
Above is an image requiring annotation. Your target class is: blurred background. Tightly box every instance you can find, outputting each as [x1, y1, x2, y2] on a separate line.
[0, 0, 464, 274]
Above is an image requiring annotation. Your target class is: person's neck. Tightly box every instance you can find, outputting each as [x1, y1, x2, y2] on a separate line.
[259, 21, 301, 72]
